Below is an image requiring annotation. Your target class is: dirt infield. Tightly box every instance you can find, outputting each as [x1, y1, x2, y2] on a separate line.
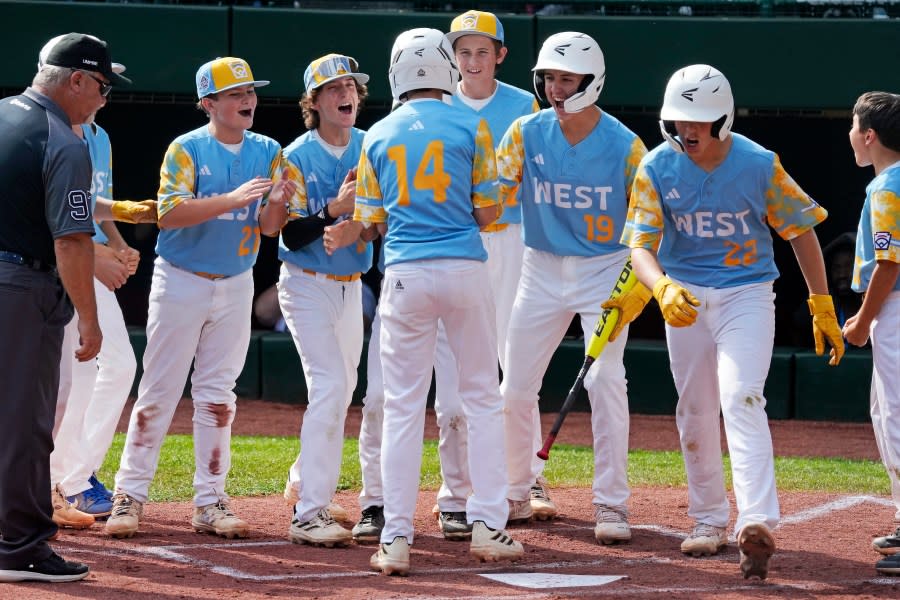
[4, 401, 897, 598]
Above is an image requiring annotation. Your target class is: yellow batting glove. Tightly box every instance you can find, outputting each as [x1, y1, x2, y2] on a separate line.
[111, 200, 158, 224]
[601, 282, 652, 342]
[807, 294, 844, 366]
[652, 276, 700, 328]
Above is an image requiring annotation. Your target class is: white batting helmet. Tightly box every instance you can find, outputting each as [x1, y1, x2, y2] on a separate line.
[532, 31, 605, 114]
[388, 28, 459, 102]
[659, 64, 734, 151]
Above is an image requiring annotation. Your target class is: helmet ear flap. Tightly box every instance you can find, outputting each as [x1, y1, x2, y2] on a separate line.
[710, 115, 727, 140]
[533, 71, 548, 105]
[659, 120, 685, 153]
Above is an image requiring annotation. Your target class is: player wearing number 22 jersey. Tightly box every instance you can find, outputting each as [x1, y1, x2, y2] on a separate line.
[497, 32, 647, 544]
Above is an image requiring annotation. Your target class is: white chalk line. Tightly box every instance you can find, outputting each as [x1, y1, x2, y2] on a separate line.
[60, 494, 898, 588]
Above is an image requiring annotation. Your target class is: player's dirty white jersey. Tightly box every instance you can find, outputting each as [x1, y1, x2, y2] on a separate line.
[280, 128, 373, 276]
[497, 109, 645, 257]
[82, 122, 112, 244]
[623, 133, 827, 289]
[156, 125, 283, 276]
[853, 161, 900, 293]
[354, 98, 499, 267]
[449, 81, 538, 226]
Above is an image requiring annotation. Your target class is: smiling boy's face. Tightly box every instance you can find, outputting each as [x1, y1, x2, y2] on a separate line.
[206, 84, 257, 132]
[313, 76, 360, 129]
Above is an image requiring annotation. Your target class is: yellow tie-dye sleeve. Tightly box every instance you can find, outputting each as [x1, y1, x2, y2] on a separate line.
[283, 159, 309, 220]
[472, 118, 500, 209]
[353, 145, 386, 224]
[624, 137, 649, 200]
[157, 142, 194, 219]
[766, 155, 827, 240]
[530, 98, 540, 114]
[621, 163, 664, 251]
[496, 118, 525, 206]
[872, 189, 900, 263]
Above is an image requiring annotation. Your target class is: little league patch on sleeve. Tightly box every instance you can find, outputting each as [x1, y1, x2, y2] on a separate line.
[480, 572, 626, 589]
[874, 231, 892, 251]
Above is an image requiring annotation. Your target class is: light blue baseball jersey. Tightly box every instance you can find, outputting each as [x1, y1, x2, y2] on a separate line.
[82, 122, 112, 244]
[280, 128, 373, 276]
[449, 81, 538, 226]
[354, 99, 499, 267]
[497, 109, 646, 257]
[623, 133, 828, 288]
[852, 161, 900, 293]
[156, 125, 283, 276]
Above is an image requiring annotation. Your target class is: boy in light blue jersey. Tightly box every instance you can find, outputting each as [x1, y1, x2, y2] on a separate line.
[623, 64, 843, 579]
[258, 53, 374, 548]
[353, 28, 523, 576]
[496, 32, 649, 543]
[423, 10, 551, 533]
[107, 57, 295, 540]
[843, 92, 900, 576]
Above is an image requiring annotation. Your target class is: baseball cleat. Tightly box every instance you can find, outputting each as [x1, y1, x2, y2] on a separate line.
[529, 477, 558, 521]
[289, 508, 352, 548]
[438, 511, 472, 540]
[876, 553, 900, 575]
[192, 500, 249, 539]
[370, 536, 410, 576]
[51, 485, 94, 530]
[67, 486, 113, 519]
[352, 505, 384, 543]
[470, 521, 524, 562]
[873, 525, 900, 555]
[681, 522, 728, 557]
[282, 480, 350, 523]
[738, 522, 775, 580]
[594, 504, 631, 545]
[104, 493, 143, 538]
[507, 498, 533, 525]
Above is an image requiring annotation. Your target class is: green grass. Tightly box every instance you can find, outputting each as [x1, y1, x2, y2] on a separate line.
[96, 434, 890, 503]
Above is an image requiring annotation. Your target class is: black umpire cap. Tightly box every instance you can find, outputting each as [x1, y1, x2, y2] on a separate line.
[40, 33, 131, 86]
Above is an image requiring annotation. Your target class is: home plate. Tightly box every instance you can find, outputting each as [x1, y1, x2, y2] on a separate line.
[480, 573, 626, 589]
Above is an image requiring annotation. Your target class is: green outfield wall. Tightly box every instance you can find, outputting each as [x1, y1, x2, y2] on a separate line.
[3, 1, 899, 109]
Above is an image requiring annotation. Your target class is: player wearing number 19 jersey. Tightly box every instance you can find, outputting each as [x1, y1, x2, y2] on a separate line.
[623, 64, 840, 579]
[107, 57, 290, 540]
[497, 32, 646, 544]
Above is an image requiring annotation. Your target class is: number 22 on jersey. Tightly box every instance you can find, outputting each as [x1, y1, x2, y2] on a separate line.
[386, 141, 452, 205]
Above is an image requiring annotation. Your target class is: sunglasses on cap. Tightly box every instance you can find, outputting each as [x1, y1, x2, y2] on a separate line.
[79, 70, 112, 97]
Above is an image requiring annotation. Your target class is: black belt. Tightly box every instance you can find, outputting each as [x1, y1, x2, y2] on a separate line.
[0, 250, 57, 273]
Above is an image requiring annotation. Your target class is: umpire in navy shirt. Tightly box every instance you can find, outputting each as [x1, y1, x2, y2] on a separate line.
[0, 33, 129, 583]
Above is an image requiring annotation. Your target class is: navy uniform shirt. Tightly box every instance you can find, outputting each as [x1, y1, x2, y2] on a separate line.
[0, 88, 94, 265]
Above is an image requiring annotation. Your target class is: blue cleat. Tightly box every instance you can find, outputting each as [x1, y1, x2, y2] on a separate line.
[89, 473, 113, 501]
[68, 485, 113, 519]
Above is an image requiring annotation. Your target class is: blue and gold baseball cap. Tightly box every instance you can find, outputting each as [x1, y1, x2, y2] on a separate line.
[303, 54, 369, 93]
[446, 10, 505, 45]
[196, 57, 269, 98]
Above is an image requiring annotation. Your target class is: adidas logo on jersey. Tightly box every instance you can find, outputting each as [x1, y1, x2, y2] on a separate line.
[199, 165, 212, 176]
[532, 154, 545, 165]
[665, 188, 681, 200]
[394, 280, 404, 291]
[306, 173, 318, 183]
[408, 120, 425, 131]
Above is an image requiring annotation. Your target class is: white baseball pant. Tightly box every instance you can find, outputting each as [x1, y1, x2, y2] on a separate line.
[379, 258, 507, 543]
[279, 263, 363, 523]
[115, 258, 252, 507]
[666, 280, 779, 534]
[503, 247, 631, 508]
[357, 309, 385, 511]
[869, 291, 900, 520]
[430, 224, 538, 512]
[51, 279, 136, 495]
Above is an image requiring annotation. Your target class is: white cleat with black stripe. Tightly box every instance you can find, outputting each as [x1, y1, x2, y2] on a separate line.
[288, 508, 352, 548]
[470, 521, 524, 562]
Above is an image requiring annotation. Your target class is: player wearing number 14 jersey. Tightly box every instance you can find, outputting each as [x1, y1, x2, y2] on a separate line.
[107, 57, 293, 539]
[496, 32, 647, 544]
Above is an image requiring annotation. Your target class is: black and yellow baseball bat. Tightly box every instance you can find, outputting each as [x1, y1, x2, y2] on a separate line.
[536, 257, 640, 460]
